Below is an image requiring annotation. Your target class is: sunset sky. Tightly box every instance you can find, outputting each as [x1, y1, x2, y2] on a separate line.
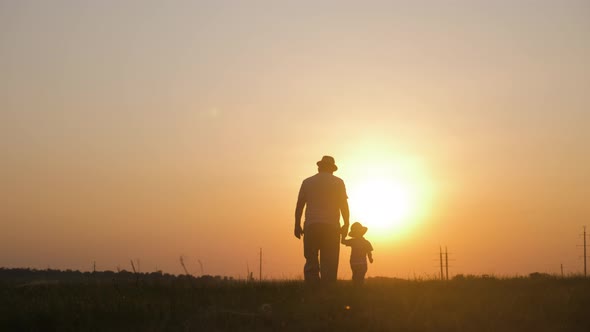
[2, 1, 589, 279]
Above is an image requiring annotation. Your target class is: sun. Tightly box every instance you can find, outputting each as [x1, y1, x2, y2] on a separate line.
[347, 175, 418, 235]
[350, 177, 413, 230]
[340, 151, 432, 238]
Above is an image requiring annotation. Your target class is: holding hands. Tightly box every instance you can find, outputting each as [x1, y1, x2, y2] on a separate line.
[340, 224, 349, 238]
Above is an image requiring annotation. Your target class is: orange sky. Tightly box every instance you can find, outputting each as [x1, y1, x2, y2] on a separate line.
[2, 1, 589, 279]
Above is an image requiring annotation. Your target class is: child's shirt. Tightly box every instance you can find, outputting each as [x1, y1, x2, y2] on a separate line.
[342, 237, 373, 265]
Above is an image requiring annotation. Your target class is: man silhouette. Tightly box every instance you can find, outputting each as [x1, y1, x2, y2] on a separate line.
[294, 156, 350, 285]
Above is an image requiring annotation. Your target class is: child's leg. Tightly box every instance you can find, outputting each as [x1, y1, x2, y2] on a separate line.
[351, 264, 368, 286]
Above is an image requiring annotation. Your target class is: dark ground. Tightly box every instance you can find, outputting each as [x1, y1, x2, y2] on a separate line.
[1, 271, 589, 331]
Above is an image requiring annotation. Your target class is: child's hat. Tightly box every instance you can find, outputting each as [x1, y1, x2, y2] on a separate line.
[348, 222, 368, 237]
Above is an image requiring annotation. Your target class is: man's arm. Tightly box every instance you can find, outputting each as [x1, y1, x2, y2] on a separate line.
[294, 185, 306, 239]
[339, 180, 350, 237]
[340, 198, 350, 238]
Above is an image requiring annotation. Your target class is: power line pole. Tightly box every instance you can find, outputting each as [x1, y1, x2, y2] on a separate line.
[445, 246, 449, 281]
[259, 248, 263, 281]
[439, 246, 444, 280]
[584, 226, 587, 277]
[578, 226, 588, 277]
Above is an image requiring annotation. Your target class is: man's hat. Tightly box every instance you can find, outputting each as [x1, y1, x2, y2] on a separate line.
[348, 222, 368, 238]
[317, 155, 338, 171]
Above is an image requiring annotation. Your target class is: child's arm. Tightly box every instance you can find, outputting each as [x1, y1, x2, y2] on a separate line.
[341, 235, 351, 246]
[367, 240, 374, 263]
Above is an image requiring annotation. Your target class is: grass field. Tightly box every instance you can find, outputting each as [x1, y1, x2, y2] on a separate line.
[1, 276, 589, 331]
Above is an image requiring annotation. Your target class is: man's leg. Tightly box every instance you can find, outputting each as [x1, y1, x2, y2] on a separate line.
[303, 226, 320, 283]
[319, 225, 340, 283]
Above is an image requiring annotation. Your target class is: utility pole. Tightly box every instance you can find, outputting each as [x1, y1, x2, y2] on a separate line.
[439, 246, 444, 280]
[445, 246, 449, 281]
[259, 248, 263, 281]
[578, 226, 588, 277]
[246, 262, 250, 282]
[584, 226, 587, 277]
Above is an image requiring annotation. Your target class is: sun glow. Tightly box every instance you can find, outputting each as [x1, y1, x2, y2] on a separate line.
[351, 178, 414, 229]
[340, 149, 433, 238]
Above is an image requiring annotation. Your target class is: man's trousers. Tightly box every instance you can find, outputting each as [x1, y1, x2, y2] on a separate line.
[303, 223, 340, 283]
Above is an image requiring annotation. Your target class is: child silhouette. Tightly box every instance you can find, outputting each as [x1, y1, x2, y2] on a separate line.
[341, 222, 373, 286]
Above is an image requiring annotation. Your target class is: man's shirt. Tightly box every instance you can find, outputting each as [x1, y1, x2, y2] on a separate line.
[298, 172, 348, 227]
